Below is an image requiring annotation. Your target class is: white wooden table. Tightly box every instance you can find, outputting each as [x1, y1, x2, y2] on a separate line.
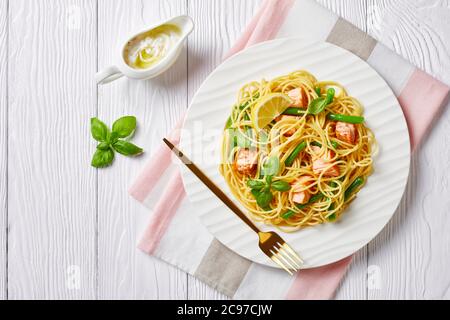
[0, 0, 449, 300]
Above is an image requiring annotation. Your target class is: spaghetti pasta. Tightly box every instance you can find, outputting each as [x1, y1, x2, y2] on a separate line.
[219, 70, 376, 231]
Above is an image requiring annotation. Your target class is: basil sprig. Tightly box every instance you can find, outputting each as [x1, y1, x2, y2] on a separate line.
[307, 88, 335, 115]
[90, 116, 143, 168]
[247, 156, 291, 209]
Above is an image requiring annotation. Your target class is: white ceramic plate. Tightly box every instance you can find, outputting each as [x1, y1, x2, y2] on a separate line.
[179, 38, 410, 269]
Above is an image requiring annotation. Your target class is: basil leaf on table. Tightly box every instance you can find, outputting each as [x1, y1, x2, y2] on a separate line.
[90, 115, 143, 168]
[97, 142, 110, 151]
[107, 131, 119, 144]
[271, 180, 291, 192]
[91, 118, 109, 142]
[91, 148, 114, 168]
[112, 140, 143, 156]
[112, 115, 137, 138]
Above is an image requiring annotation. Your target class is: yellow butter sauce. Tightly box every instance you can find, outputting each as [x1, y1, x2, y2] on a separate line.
[124, 24, 181, 69]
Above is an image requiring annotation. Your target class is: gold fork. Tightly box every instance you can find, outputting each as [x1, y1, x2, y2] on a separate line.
[163, 138, 303, 275]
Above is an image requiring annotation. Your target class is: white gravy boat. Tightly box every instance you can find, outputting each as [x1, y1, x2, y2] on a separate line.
[96, 15, 194, 84]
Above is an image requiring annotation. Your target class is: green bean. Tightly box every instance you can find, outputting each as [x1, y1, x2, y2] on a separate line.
[281, 193, 324, 219]
[325, 88, 335, 104]
[327, 113, 364, 124]
[285, 142, 307, 167]
[311, 141, 339, 149]
[344, 177, 365, 200]
[282, 107, 307, 116]
[281, 210, 296, 220]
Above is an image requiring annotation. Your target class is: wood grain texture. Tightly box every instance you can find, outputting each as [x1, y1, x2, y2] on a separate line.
[0, 0, 7, 300]
[316, 0, 368, 300]
[7, 0, 97, 299]
[97, 0, 188, 299]
[366, 0, 450, 300]
[186, 0, 262, 300]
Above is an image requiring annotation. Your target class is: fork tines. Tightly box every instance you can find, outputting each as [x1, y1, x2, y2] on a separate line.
[270, 242, 303, 275]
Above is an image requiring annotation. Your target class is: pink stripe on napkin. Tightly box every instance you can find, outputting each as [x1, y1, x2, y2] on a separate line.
[129, 117, 184, 202]
[226, 0, 295, 59]
[137, 171, 186, 255]
[398, 69, 450, 148]
[286, 256, 353, 300]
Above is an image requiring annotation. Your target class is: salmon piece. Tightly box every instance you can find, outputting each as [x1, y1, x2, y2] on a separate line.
[275, 115, 299, 137]
[291, 176, 313, 204]
[287, 88, 308, 108]
[336, 122, 357, 144]
[233, 148, 258, 175]
[311, 146, 340, 177]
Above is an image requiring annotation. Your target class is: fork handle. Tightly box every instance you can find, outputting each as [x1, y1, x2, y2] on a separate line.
[163, 138, 261, 234]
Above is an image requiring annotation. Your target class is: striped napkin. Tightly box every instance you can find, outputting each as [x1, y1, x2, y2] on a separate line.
[129, 0, 449, 299]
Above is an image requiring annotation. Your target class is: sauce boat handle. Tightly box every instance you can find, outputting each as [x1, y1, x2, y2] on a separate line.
[95, 65, 123, 85]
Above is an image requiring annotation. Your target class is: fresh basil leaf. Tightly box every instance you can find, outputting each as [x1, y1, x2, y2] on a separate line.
[271, 180, 291, 192]
[247, 179, 265, 190]
[112, 140, 143, 156]
[307, 97, 327, 115]
[314, 87, 322, 96]
[112, 116, 137, 138]
[256, 189, 273, 208]
[97, 142, 110, 151]
[265, 175, 273, 185]
[251, 189, 261, 198]
[261, 156, 280, 176]
[108, 131, 119, 144]
[91, 148, 114, 168]
[91, 117, 109, 142]
[308, 88, 336, 115]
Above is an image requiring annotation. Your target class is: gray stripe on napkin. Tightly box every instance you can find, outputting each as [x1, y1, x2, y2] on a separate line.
[194, 239, 252, 297]
[327, 17, 377, 61]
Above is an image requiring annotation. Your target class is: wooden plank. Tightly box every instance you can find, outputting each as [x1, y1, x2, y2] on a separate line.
[7, 0, 97, 299]
[0, 0, 8, 300]
[186, 0, 262, 300]
[97, 0, 188, 299]
[367, 0, 450, 299]
[317, 0, 369, 300]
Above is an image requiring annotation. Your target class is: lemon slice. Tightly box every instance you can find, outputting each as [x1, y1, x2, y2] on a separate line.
[252, 93, 293, 131]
